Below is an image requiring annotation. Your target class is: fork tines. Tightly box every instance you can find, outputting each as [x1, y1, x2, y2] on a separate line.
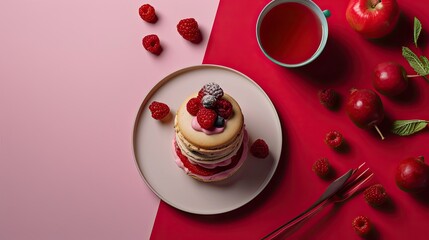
[337, 162, 374, 198]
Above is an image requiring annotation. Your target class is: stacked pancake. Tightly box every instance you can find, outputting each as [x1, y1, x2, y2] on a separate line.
[173, 83, 248, 182]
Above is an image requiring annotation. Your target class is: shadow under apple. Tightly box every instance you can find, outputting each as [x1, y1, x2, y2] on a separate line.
[369, 13, 414, 49]
[382, 76, 422, 105]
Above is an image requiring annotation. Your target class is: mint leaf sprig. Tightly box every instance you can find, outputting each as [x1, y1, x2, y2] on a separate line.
[402, 17, 429, 82]
[391, 119, 429, 136]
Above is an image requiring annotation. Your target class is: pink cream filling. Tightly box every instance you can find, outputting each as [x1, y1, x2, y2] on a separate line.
[172, 130, 249, 181]
[191, 117, 225, 135]
[191, 158, 232, 169]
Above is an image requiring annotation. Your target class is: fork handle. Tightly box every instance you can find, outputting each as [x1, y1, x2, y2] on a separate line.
[262, 199, 330, 240]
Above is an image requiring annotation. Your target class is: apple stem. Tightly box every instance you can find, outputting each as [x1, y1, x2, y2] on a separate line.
[407, 74, 421, 78]
[374, 125, 385, 140]
[370, 0, 381, 8]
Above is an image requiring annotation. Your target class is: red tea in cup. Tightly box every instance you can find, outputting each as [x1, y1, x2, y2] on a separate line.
[256, 0, 330, 67]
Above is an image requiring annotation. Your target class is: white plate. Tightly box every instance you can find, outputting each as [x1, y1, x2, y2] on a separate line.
[133, 65, 282, 215]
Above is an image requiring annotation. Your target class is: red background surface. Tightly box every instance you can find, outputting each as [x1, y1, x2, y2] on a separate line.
[151, 0, 429, 239]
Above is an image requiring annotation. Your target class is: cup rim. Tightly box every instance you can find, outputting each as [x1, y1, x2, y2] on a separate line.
[256, 0, 329, 68]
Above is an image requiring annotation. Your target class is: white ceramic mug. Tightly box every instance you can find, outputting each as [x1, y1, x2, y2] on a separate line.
[256, 0, 330, 68]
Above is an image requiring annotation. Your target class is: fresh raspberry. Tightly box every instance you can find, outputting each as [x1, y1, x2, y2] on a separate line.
[250, 139, 269, 158]
[352, 216, 372, 237]
[324, 130, 344, 149]
[203, 82, 224, 99]
[215, 99, 233, 119]
[318, 89, 338, 109]
[148, 101, 170, 120]
[142, 34, 162, 55]
[186, 97, 201, 116]
[197, 88, 206, 100]
[312, 158, 331, 178]
[364, 184, 388, 207]
[177, 18, 202, 43]
[139, 4, 157, 23]
[196, 108, 217, 130]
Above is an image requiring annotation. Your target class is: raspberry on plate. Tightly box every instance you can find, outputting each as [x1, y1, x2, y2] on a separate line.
[142, 34, 163, 55]
[364, 184, 388, 207]
[186, 97, 201, 116]
[352, 216, 372, 237]
[324, 130, 344, 149]
[312, 158, 331, 178]
[197, 108, 217, 130]
[148, 101, 170, 120]
[139, 4, 158, 23]
[318, 88, 339, 109]
[250, 139, 269, 158]
[177, 18, 202, 43]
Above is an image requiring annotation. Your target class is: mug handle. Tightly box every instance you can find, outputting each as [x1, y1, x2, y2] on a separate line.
[323, 10, 331, 18]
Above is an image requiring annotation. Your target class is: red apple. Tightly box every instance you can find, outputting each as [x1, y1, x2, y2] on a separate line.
[373, 62, 409, 96]
[346, 0, 400, 39]
[345, 88, 385, 139]
[395, 156, 429, 193]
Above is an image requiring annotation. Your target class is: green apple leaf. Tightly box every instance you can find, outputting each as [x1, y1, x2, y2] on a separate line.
[414, 17, 422, 48]
[391, 119, 428, 136]
[420, 56, 429, 82]
[421, 56, 429, 71]
[402, 47, 429, 76]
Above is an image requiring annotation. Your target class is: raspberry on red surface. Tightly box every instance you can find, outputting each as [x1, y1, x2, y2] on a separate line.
[324, 130, 344, 149]
[364, 184, 388, 207]
[148, 101, 170, 120]
[318, 88, 339, 109]
[177, 18, 202, 43]
[142, 34, 163, 55]
[312, 158, 331, 178]
[139, 4, 158, 23]
[186, 97, 201, 116]
[215, 99, 233, 119]
[196, 108, 217, 130]
[250, 139, 269, 159]
[352, 216, 372, 237]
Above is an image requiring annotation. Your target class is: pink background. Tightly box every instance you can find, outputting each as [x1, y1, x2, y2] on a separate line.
[0, 0, 219, 239]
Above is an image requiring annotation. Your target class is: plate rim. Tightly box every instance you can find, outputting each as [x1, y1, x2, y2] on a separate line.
[132, 64, 282, 215]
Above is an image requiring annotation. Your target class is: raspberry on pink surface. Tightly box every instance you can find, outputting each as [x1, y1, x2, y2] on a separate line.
[142, 34, 163, 55]
[139, 4, 158, 23]
[177, 18, 202, 43]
